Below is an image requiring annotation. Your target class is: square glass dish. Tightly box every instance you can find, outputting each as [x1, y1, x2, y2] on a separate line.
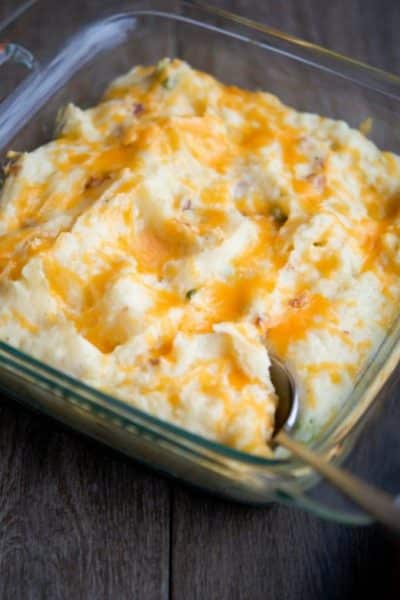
[1, 0, 400, 524]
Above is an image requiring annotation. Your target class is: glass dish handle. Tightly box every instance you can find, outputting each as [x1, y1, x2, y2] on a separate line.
[0, 42, 36, 69]
[0, 42, 37, 98]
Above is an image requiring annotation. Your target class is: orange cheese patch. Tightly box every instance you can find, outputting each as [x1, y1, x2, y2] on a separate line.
[268, 294, 332, 356]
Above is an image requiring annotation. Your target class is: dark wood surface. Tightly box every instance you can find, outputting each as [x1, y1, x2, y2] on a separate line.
[1, 1, 400, 598]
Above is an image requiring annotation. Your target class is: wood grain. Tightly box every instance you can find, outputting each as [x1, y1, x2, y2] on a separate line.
[0, 401, 171, 599]
[171, 489, 398, 600]
[1, 1, 400, 599]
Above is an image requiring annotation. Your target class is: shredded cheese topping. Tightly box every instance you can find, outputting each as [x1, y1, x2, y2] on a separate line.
[0, 58, 400, 454]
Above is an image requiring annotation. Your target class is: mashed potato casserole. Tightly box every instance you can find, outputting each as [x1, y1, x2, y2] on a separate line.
[0, 59, 399, 454]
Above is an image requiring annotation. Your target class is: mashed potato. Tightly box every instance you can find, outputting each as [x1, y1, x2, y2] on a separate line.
[0, 58, 400, 455]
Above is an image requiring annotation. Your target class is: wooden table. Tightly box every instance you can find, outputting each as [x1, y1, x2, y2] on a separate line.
[0, 1, 400, 598]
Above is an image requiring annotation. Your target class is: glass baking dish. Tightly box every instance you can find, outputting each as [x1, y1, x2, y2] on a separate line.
[1, 0, 400, 524]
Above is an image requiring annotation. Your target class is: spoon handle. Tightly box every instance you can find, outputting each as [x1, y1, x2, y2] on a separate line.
[276, 430, 400, 533]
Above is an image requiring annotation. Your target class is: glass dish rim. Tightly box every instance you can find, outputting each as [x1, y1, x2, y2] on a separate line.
[190, 0, 400, 92]
[1, 0, 400, 471]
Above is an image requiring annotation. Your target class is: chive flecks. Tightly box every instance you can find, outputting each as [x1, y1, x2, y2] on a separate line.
[271, 206, 288, 226]
[155, 58, 177, 90]
[162, 76, 175, 90]
[186, 289, 197, 300]
[156, 57, 171, 73]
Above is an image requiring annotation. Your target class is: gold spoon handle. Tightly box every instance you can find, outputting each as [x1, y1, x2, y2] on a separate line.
[276, 430, 400, 533]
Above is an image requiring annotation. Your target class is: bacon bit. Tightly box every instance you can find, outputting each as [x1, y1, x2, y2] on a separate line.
[311, 156, 325, 171]
[253, 314, 273, 331]
[149, 357, 160, 366]
[304, 156, 326, 189]
[84, 174, 111, 189]
[313, 173, 326, 191]
[253, 315, 267, 330]
[297, 135, 314, 155]
[307, 173, 326, 192]
[288, 293, 309, 309]
[343, 330, 350, 335]
[234, 179, 249, 198]
[133, 102, 144, 116]
[181, 198, 192, 211]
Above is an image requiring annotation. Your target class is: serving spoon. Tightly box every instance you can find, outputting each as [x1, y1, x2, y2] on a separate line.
[269, 356, 400, 533]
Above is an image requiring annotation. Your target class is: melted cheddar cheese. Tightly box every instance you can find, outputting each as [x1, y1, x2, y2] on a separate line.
[1, 59, 400, 453]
